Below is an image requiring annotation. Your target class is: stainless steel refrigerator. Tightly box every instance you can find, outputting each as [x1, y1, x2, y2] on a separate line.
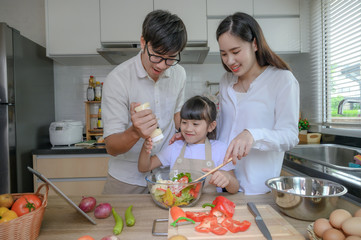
[0, 23, 55, 194]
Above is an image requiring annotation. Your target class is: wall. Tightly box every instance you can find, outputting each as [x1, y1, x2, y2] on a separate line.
[0, 0, 46, 47]
[54, 53, 312, 127]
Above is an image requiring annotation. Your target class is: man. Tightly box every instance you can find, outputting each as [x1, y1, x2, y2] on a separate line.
[101, 10, 187, 194]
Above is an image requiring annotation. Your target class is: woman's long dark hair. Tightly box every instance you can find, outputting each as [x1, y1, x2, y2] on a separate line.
[216, 12, 290, 72]
[180, 96, 217, 140]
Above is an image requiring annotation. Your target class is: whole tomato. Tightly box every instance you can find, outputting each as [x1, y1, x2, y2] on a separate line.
[11, 194, 42, 217]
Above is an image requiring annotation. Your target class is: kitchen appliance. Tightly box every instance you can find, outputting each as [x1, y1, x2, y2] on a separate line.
[97, 45, 210, 65]
[0, 23, 54, 194]
[49, 120, 83, 146]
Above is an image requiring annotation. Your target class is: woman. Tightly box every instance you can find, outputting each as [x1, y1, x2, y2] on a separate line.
[216, 12, 300, 194]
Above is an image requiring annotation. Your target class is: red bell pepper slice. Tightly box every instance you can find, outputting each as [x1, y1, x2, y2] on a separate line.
[185, 211, 210, 222]
[221, 217, 251, 233]
[210, 196, 236, 218]
[178, 175, 189, 183]
[195, 216, 227, 235]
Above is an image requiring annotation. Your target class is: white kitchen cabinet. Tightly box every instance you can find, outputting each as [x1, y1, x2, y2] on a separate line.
[154, 0, 207, 44]
[100, 0, 153, 45]
[254, 0, 300, 16]
[257, 18, 300, 52]
[45, 0, 101, 55]
[207, 19, 222, 53]
[207, 0, 253, 17]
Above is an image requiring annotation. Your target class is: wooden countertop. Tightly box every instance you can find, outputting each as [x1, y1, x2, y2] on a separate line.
[38, 192, 315, 240]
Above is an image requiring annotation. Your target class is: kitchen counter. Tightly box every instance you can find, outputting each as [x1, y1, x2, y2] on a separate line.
[37, 192, 315, 240]
[33, 145, 107, 155]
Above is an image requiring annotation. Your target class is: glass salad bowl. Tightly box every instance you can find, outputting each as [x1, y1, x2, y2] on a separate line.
[145, 168, 205, 209]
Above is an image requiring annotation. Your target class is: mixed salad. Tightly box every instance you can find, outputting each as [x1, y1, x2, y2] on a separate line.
[151, 172, 202, 208]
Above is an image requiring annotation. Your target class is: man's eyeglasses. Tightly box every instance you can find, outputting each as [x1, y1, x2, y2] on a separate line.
[145, 44, 181, 66]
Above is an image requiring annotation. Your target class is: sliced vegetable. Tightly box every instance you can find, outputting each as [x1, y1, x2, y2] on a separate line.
[163, 188, 174, 207]
[111, 208, 124, 235]
[11, 194, 42, 217]
[195, 216, 227, 235]
[172, 172, 192, 182]
[170, 206, 186, 222]
[185, 211, 210, 222]
[170, 217, 195, 227]
[210, 196, 236, 218]
[125, 205, 135, 227]
[202, 203, 215, 208]
[221, 218, 251, 233]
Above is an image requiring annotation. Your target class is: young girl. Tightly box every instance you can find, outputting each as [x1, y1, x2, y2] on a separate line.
[138, 95, 239, 193]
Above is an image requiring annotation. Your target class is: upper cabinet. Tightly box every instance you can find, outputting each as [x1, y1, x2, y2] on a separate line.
[207, 0, 253, 17]
[100, 0, 207, 46]
[254, 0, 299, 16]
[207, 0, 305, 54]
[45, 0, 101, 55]
[154, 0, 207, 44]
[100, 0, 152, 45]
[45, 0, 309, 64]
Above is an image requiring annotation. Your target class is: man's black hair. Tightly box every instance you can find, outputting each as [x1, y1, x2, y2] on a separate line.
[142, 10, 187, 55]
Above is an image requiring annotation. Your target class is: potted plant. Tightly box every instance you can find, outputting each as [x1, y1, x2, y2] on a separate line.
[298, 118, 310, 134]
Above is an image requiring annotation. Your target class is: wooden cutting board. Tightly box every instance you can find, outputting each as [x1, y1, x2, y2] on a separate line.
[168, 204, 305, 239]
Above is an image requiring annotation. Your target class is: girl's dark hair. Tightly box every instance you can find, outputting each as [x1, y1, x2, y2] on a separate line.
[142, 10, 187, 55]
[180, 95, 217, 139]
[216, 12, 290, 71]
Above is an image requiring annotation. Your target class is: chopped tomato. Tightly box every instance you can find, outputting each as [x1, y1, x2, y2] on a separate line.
[221, 217, 251, 233]
[185, 211, 210, 222]
[178, 176, 189, 183]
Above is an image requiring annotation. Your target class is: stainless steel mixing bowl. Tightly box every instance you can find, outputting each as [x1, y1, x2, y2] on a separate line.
[265, 176, 347, 221]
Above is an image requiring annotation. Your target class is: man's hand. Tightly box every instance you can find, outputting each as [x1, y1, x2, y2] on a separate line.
[169, 132, 184, 145]
[130, 102, 157, 139]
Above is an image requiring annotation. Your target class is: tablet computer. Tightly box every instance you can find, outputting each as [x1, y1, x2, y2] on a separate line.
[28, 166, 96, 225]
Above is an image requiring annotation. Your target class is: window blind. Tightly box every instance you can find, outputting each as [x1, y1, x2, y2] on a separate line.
[322, 0, 361, 128]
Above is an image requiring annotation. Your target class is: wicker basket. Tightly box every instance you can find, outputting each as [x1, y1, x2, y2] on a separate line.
[0, 184, 49, 240]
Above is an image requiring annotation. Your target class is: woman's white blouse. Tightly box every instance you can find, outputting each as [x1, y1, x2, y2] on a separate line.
[217, 66, 300, 194]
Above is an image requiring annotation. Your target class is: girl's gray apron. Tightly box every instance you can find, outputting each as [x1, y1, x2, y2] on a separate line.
[171, 138, 216, 193]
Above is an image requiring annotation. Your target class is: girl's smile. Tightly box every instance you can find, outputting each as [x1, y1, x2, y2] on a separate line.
[181, 119, 213, 144]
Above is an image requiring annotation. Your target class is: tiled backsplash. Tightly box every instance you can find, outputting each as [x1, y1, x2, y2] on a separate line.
[54, 61, 224, 125]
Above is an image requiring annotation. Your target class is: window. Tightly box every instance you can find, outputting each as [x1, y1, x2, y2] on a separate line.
[321, 0, 361, 129]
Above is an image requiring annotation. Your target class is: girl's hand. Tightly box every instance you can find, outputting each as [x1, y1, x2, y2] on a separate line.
[169, 132, 184, 145]
[201, 168, 230, 189]
[224, 130, 254, 165]
[143, 137, 153, 154]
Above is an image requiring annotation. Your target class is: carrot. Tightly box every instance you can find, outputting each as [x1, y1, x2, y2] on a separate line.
[170, 206, 187, 222]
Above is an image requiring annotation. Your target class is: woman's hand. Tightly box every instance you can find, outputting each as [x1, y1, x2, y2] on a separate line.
[225, 130, 254, 165]
[169, 132, 184, 145]
[202, 168, 229, 188]
[143, 137, 153, 154]
[130, 102, 157, 139]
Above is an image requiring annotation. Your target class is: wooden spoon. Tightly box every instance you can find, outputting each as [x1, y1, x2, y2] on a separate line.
[193, 158, 233, 182]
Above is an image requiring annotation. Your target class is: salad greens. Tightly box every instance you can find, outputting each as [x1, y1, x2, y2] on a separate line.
[151, 172, 201, 208]
[172, 172, 192, 182]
